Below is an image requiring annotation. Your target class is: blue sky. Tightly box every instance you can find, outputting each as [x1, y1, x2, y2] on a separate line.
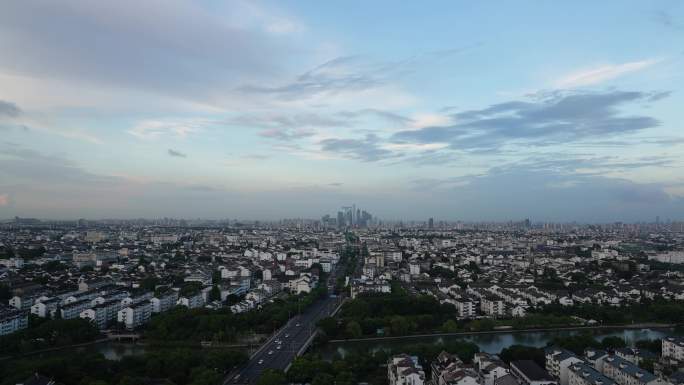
[0, 0, 683, 221]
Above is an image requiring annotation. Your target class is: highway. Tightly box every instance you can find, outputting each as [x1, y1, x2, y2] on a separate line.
[224, 294, 341, 384]
[224, 266, 345, 385]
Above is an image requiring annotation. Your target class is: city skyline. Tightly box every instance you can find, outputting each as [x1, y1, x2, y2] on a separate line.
[1, 1, 684, 221]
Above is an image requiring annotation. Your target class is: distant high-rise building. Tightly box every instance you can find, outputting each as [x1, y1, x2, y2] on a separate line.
[428, 217, 434, 229]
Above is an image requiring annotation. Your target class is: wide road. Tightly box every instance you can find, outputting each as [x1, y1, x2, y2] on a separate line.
[225, 294, 341, 384]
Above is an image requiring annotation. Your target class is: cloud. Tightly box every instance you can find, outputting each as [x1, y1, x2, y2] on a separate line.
[0, 194, 8, 206]
[652, 10, 682, 29]
[411, 166, 684, 222]
[319, 134, 398, 162]
[259, 128, 316, 141]
[239, 55, 382, 100]
[0, 1, 289, 106]
[167, 149, 186, 158]
[0, 100, 21, 117]
[129, 119, 209, 140]
[554, 59, 660, 88]
[393, 90, 666, 151]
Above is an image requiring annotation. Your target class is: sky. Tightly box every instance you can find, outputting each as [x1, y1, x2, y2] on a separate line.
[0, 0, 683, 222]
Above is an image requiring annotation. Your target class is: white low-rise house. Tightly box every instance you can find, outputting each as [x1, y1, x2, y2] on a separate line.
[117, 301, 152, 330]
[474, 352, 509, 385]
[151, 291, 179, 313]
[289, 274, 313, 294]
[388, 354, 426, 385]
[0, 308, 28, 336]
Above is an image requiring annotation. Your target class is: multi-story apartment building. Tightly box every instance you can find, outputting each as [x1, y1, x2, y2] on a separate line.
[568, 363, 616, 385]
[662, 336, 684, 364]
[178, 292, 204, 309]
[117, 301, 152, 330]
[388, 354, 426, 385]
[600, 356, 667, 385]
[0, 308, 28, 336]
[9, 294, 37, 312]
[80, 299, 121, 329]
[481, 295, 506, 318]
[151, 291, 179, 313]
[30, 297, 60, 318]
[510, 360, 557, 385]
[473, 352, 509, 385]
[455, 297, 478, 319]
[60, 298, 92, 320]
[545, 347, 583, 385]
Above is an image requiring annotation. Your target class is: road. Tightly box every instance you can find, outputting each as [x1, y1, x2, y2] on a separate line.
[224, 263, 346, 385]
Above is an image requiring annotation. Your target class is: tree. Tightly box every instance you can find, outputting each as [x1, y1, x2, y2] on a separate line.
[0, 283, 11, 302]
[345, 320, 363, 338]
[312, 373, 335, 385]
[209, 285, 221, 302]
[601, 336, 626, 350]
[317, 317, 338, 337]
[441, 319, 459, 333]
[390, 315, 411, 335]
[257, 369, 286, 385]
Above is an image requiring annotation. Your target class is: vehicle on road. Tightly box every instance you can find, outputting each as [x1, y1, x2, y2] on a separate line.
[258, 359, 263, 365]
[296, 323, 300, 327]
[285, 334, 289, 338]
[276, 345, 281, 350]
[268, 350, 273, 355]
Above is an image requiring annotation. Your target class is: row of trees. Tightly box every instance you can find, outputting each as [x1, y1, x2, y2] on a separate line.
[0, 317, 101, 356]
[0, 348, 247, 385]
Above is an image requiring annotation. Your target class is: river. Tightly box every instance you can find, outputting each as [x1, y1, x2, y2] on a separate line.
[316, 327, 674, 360]
[60, 327, 674, 361]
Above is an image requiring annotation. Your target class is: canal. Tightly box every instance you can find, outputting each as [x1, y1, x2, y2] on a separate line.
[53, 327, 676, 361]
[315, 327, 674, 360]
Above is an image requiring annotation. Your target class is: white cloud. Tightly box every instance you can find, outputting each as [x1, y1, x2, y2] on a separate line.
[128, 119, 210, 140]
[554, 59, 660, 88]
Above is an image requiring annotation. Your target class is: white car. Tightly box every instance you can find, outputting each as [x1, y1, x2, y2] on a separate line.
[268, 350, 273, 355]
[276, 345, 281, 350]
[296, 323, 300, 327]
[258, 359, 264, 365]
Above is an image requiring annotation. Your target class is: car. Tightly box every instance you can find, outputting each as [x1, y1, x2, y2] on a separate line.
[296, 323, 300, 327]
[258, 359, 263, 365]
[284, 334, 289, 338]
[276, 345, 281, 350]
[268, 350, 273, 355]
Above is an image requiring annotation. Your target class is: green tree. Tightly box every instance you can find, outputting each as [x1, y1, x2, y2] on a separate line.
[257, 369, 286, 385]
[209, 285, 221, 302]
[312, 373, 335, 385]
[441, 319, 459, 333]
[345, 320, 363, 338]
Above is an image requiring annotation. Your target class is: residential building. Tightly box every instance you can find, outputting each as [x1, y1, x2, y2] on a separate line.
[388, 354, 426, 385]
[117, 301, 152, 330]
[510, 360, 557, 385]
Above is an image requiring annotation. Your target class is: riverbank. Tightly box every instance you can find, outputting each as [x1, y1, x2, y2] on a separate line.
[328, 322, 677, 343]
